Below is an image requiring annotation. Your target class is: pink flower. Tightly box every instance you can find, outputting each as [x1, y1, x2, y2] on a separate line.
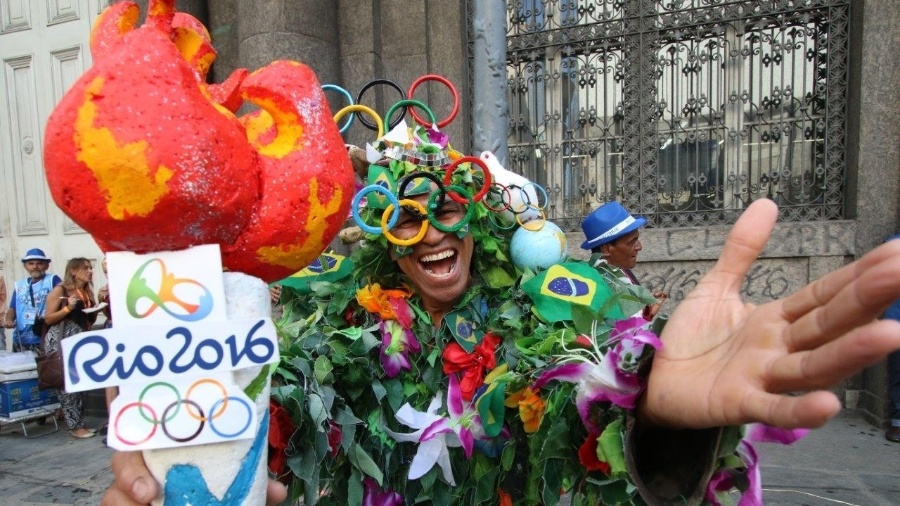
[363, 477, 403, 506]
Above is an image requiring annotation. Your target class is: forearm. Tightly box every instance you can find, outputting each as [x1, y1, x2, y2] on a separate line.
[43, 292, 70, 326]
[3, 308, 14, 328]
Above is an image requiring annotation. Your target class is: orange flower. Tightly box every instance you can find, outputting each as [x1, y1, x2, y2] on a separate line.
[498, 489, 513, 506]
[356, 283, 410, 320]
[505, 387, 545, 433]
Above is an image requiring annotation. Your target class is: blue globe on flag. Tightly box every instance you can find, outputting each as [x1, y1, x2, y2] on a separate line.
[510, 219, 568, 271]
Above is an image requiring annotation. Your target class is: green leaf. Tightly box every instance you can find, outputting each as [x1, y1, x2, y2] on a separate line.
[348, 444, 384, 485]
[243, 363, 273, 401]
[314, 356, 334, 384]
[596, 418, 627, 478]
[348, 467, 363, 506]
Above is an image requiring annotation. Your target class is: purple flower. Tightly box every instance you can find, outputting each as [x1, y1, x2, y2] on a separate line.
[426, 125, 449, 148]
[379, 319, 421, 378]
[363, 477, 403, 506]
[705, 441, 761, 506]
[533, 319, 661, 430]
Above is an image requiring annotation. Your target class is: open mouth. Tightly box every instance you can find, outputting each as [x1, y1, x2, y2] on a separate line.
[419, 249, 458, 277]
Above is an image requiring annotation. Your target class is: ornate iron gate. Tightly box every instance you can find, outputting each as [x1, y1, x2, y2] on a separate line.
[499, 0, 850, 231]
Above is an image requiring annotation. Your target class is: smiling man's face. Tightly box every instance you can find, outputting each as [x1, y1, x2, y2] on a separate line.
[388, 188, 475, 321]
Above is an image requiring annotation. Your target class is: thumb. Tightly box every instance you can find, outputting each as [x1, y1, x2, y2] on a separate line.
[707, 199, 778, 293]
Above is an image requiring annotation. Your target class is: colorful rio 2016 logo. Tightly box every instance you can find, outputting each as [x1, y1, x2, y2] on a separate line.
[126, 258, 214, 322]
[114, 379, 253, 446]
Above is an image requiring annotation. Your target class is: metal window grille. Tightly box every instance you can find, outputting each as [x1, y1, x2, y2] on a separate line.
[485, 0, 850, 231]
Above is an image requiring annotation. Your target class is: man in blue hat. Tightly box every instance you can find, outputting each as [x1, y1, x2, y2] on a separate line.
[2, 248, 63, 352]
[581, 201, 667, 319]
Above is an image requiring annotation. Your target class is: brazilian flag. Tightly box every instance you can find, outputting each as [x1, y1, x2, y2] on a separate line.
[275, 253, 353, 294]
[521, 262, 624, 323]
[366, 164, 397, 209]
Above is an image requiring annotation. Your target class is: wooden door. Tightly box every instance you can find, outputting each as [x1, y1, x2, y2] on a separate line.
[0, 0, 108, 288]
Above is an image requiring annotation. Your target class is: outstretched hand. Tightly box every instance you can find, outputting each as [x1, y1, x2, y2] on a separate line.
[643, 199, 900, 430]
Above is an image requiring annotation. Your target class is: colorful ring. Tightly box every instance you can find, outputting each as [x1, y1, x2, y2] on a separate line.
[356, 79, 407, 130]
[517, 208, 547, 230]
[115, 402, 159, 446]
[428, 185, 474, 233]
[483, 183, 512, 212]
[521, 181, 549, 210]
[185, 378, 229, 421]
[138, 381, 180, 424]
[323, 84, 355, 133]
[334, 105, 384, 139]
[382, 200, 429, 246]
[407, 74, 460, 128]
[207, 396, 253, 438]
[443, 156, 492, 203]
[397, 170, 444, 202]
[488, 211, 517, 231]
[352, 184, 401, 234]
[384, 99, 437, 129]
[161, 399, 205, 443]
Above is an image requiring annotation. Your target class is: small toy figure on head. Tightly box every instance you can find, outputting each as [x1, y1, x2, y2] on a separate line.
[3, 248, 62, 352]
[581, 201, 668, 319]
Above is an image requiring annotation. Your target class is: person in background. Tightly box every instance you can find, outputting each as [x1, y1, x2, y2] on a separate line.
[581, 202, 668, 319]
[43, 258, 99, 439]
[0, 275, 7, 350]
[3, 248, 62, 353]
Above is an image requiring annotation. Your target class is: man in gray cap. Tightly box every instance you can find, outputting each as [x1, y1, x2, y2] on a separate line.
[3, 248, 62, 352]
[581, 202, 667, 319]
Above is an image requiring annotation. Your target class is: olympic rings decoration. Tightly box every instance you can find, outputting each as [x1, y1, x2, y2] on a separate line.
[356, 79, 407, 130]
[517, 208, 547, 231]
[443, 156, 492, 203]
[397, 171, 445, 202]
[352, 184, 401, 234]
[483, 183, 512, 213]
[521, 181, 549, 211]
[381, 199, 429, 246]
[322, 84, 355, 133]
[334, 105, 384, 139]
[162, 399, 206, 443]
[428, 185, 474, 233]
[384, 99, 437, 129]
[208, 397, 253, 438]
[407, 74, 460, 128]
[113, 378, 255, 447]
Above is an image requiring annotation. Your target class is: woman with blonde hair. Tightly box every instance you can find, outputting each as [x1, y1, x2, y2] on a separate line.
[44, 257, 98, 438]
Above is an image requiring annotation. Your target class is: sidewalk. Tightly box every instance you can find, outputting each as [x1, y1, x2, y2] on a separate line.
[0, 410, 897, 505]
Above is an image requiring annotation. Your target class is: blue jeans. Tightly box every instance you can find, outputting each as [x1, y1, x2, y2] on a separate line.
[889, 349, 900, 426]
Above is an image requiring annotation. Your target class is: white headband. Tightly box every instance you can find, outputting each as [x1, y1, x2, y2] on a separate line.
[587, 216, 635, 244]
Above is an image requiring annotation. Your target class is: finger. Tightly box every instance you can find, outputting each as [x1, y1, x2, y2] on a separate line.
[110, 451, 159, 503]
[741, 389, 841, 429]
[706, 199, 778, 293]
[100, 487, 146, 506]
[781, 240, 900, 324]
[770, 319, 900, 391]
[266, 480, 288, 505]
[785, 245, 900, 351]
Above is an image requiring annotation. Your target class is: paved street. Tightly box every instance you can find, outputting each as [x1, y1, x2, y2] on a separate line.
[0, 410, 897, 505]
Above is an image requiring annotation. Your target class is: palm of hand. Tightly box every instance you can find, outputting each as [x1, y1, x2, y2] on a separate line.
[642, 200, 900, 431]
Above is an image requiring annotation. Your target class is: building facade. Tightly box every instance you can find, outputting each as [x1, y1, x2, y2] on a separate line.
[0, 0, 898, 424]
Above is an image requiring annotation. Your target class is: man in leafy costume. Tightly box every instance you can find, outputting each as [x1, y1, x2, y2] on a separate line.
[105, 123, 900, 506]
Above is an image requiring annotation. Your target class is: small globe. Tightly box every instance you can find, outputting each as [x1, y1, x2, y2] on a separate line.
[510, 220, 568, 271]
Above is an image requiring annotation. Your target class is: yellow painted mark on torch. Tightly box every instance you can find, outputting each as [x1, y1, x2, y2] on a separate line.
[244, 96, 304, 159]
[256, 179, 345, 268]
[74, 77, 173, 220]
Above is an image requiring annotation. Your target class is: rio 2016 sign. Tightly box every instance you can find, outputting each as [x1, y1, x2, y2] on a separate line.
[61, 245, 279, 451]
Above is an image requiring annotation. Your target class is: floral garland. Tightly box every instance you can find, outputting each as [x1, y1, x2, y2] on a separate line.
[267, 122, 799, 505]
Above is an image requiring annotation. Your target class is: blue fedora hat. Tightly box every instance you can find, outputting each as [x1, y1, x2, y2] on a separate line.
[580, 202, 646, 250]
[21, 248, 51, 263]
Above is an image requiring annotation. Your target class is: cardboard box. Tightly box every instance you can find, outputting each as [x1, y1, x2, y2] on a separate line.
[0, 378, 60, 418]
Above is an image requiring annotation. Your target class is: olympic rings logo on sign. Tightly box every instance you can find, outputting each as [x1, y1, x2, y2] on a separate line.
[114, 379, 253, 446]
[126, 258, 214, 322]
